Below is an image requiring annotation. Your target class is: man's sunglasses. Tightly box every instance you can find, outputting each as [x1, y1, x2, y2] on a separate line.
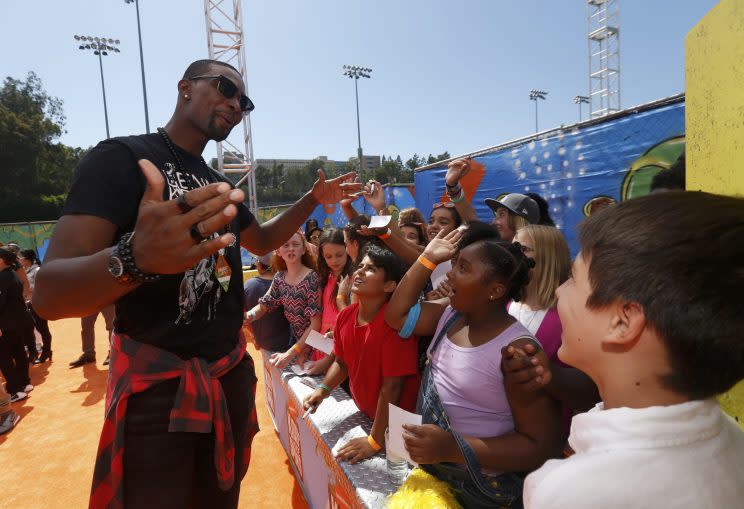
[189, 74, 255, 113]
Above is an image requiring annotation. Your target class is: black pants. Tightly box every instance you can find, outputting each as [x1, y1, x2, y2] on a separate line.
[29, 305, 52, 355]
[20, 312, 37, 359]
[123, 357, 257, 509]
[0, 329, 31, 394]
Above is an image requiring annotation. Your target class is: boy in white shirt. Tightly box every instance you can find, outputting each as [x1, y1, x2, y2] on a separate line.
[521, 191, 744, 509]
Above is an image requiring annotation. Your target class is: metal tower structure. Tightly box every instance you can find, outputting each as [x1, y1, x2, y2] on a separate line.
[204, 0, 257, 214]
[587, 0, 621, 118]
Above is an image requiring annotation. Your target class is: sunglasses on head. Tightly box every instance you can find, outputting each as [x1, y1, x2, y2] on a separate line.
[432, 202, 456, 210]
[189, 74, 255, 113]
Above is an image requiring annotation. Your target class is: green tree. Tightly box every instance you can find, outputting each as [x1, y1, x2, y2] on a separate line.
[427, 151, 451, 164]
[405, 154, 424, 171]
[0, 72, 85, 221]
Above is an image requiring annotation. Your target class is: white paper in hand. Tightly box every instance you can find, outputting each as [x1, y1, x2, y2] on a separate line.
[305, 330, 334, 355]
[388, 403, 422, 466]
[368, 215, 392, 229]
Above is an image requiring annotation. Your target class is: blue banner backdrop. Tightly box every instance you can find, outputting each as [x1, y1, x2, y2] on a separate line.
[414, 96, 685, 254]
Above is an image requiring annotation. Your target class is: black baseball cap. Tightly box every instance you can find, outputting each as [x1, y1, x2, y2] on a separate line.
[484, 193, 540, 224]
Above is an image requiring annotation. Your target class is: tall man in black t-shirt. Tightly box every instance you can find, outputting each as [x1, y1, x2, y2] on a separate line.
[33, 59, 359, 509]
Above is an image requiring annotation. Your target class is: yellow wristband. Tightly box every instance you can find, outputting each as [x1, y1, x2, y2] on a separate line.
[417, 255, 437, 271]
[379, 229, 391, 240]
[367, 434, 382, 452]
[291, 343, 302, 354]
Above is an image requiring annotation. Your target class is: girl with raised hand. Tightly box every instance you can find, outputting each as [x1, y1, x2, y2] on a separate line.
[305, 228, 354, 375]
[384, 222, 562, 509]
[245, 231, 321, 369]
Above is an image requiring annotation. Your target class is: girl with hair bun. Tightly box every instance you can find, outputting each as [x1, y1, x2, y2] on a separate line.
[385, 222, 561, 508]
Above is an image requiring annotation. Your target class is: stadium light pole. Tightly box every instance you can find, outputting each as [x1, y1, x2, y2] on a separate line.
[342, 65, 372, 179]
[74, 35, 120, 139]
[125, 0, 150, 133]
[529, 89, 548, 133]
[574, 95, 590, 122]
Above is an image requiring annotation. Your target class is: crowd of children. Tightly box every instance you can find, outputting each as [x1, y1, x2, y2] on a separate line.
[243, 156, 744, 509]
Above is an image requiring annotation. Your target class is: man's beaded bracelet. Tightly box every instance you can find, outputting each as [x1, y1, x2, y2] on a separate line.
[117, 232, 160, 283]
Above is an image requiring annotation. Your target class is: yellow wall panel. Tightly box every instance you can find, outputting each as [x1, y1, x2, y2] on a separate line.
[686, 0, 744, 195]
[686, 0, 744, 426]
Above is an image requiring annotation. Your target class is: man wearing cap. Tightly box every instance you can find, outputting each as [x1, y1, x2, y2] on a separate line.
[33, 59, 359, 509]
[243, 253, 291, 352]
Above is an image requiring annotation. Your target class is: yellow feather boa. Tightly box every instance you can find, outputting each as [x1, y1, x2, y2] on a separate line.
[387, 467, 463, 509]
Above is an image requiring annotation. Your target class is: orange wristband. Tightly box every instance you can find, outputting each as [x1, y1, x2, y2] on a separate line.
[417, 255, 437, 271]
[379, 229, 391, 240]
[367, 434, 382, 452]
[291, 343, 302, 354]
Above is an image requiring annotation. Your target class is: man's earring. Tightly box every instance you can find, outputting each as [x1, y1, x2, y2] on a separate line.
[184, 94, 190, 99]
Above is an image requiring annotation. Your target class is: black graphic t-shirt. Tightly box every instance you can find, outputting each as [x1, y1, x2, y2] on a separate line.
[62, 133, 255, 361]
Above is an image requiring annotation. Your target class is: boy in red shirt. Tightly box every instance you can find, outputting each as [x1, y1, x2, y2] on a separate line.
[304, 245, 420, 464]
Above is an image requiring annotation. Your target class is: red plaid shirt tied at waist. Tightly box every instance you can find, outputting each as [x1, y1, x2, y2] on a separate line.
[89, 332, 258, 509]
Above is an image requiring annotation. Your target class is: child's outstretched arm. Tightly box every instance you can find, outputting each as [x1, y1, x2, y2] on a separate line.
[445, 158, 480, 223]
[336, 376, 405, 464]
[270, 314, 321, 369]
[385, 228, 463, 337]
[245, 302, 269, 322]
[303, 356, 348, 413]
[358, 180, 423, 266]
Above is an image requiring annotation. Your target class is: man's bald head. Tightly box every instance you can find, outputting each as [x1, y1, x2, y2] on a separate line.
[182, 59, 240, 80]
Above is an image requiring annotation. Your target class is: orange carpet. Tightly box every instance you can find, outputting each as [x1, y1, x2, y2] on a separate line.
[0, 317, 309, 509]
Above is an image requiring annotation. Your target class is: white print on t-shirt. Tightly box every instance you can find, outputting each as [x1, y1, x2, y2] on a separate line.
[161, 161, 224, 325]
[162, 162, 211, 200]
[176, 240, 222, 325]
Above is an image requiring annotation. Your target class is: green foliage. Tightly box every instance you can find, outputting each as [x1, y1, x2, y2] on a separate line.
[0, 72, 85, 222]
[246, 150, 448, 206]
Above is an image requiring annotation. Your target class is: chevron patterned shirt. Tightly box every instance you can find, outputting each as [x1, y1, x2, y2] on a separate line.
[259, 270, 321, 343]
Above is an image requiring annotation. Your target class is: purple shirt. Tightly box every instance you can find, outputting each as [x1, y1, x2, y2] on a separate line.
[428, 306, 533, 438]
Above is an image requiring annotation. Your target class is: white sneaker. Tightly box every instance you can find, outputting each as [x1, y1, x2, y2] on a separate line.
[24, 384, 34, 393]
[9, 392, 27, 403]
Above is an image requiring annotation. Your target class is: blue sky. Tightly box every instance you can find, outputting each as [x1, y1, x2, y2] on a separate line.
[3, 1, 717, 162]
